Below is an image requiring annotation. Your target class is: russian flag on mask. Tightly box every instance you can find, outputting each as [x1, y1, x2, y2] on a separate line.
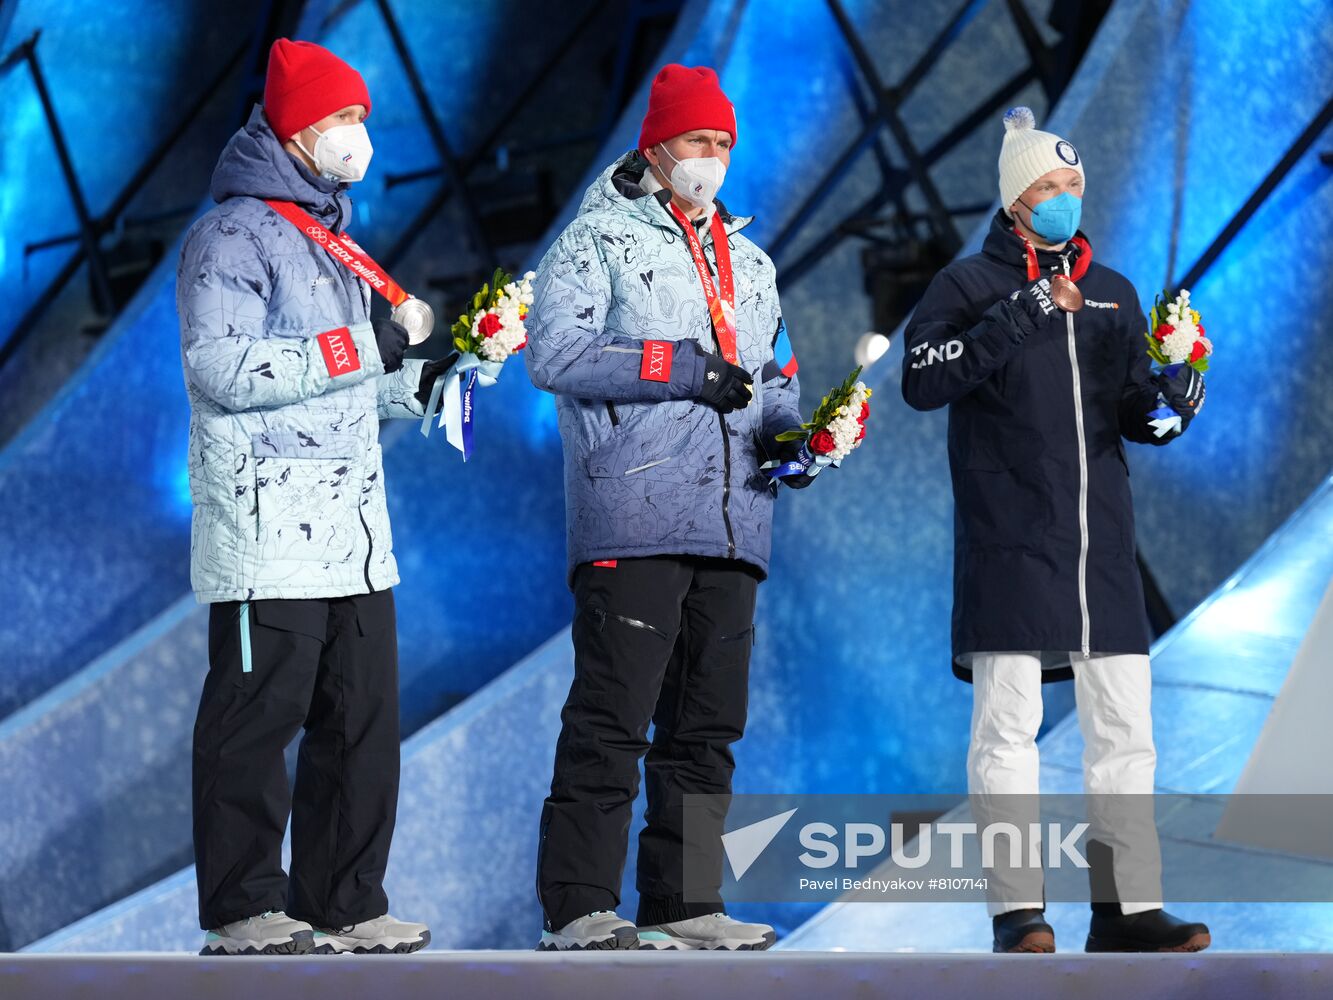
[774, 318, 798, 378]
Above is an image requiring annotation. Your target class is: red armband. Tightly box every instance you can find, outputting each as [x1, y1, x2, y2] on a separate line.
[318, 327, 361, 377]
[639, 341, 673, 383]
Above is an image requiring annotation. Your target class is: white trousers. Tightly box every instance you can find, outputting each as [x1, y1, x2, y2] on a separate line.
[966, 651, 1163, 916]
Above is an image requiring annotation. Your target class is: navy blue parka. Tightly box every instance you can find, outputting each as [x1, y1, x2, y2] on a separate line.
[902, 210, 1181, 682]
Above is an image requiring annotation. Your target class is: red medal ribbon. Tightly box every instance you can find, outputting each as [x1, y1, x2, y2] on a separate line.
[1015, 225, 1092, 283]
[265, 199, 410, 308]
[668, 203, 738, 365]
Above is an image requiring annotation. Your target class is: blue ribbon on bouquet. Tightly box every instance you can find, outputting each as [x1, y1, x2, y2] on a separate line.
[419, 351, 504, 461]
[762, 440, 836, 480]
[1147, 362, 1184, 439]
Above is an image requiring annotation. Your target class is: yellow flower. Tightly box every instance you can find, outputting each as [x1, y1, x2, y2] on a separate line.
[1191, 309, 1201, 324]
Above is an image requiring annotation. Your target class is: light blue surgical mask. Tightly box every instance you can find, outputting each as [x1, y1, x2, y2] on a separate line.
[1020, 191, 1082, 244]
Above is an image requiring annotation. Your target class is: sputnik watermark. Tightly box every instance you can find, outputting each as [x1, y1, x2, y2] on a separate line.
[795, 820, 1090, 870]
[685, 793, 1333, 904]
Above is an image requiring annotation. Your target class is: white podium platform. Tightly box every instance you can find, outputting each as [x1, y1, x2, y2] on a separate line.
[3, 951, 1331, 1000]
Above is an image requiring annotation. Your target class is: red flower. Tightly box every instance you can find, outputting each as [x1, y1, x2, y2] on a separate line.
[1153, 323, 1172, 341]
[856, 424, 866, 442]
[859, 402, 870, 422]
[809, 429, 835, 455]
[478, 313, 503, 338]
[515, 338, 527, 351]
[1196, 323, 1206, 337]
[1189, 340, 1207, 363]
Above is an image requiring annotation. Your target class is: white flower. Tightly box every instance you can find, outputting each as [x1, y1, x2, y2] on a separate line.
[1160, 327, 1196, 364]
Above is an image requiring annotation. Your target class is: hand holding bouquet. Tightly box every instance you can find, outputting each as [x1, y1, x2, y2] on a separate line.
[766, 366, 872, 481]
[420, 268, 536, 459]
[1145, 288, 1211, 437]
[452, 268, 536, 365]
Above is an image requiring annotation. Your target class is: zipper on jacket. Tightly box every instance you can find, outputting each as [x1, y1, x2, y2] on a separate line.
[701, 238, 738, 560]
[1063, 255, 1091, 659]
[358, 502, 375, 593]
[719, 412, 736, 560]
[606, 401, 619, 427]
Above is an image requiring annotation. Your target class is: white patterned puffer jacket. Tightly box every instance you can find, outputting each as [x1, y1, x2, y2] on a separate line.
[177, 106, 425, 603]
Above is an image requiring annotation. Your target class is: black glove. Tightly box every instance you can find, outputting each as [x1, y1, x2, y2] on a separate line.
[415, 351, 460, 409]
[1007, 277, 1058, 338]
[372, 317, 409, 374]
[1155, 364, 1206, 429]
[692, 343, 753, 413]
[775, 439, 816, 489]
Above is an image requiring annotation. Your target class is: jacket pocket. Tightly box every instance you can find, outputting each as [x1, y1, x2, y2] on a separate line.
[359, 442, 393, 561]
[959, 429, 1051, 551]
[253, 433, 360, 563]
[1114, 443, 1136, 552]
[585, 403, 703, 482]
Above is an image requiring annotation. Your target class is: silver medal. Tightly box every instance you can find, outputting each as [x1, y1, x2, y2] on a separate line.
[392, 296, 435, 345]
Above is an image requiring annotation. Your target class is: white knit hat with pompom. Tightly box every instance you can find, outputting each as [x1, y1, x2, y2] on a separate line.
[998, 106, 1084, 217]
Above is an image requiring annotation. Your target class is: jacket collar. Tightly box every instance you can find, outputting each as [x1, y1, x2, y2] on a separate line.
[604, 152, 753, 239]
[980, 208, 1090, 274]
[210, 105, 350, 229]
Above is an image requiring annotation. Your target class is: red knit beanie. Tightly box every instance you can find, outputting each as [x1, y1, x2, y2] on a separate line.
[263, 38, 372, 141]
[638, 64, 736, 152]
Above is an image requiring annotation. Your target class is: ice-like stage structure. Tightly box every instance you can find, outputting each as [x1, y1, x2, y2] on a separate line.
[5, 951, 1333, 1000]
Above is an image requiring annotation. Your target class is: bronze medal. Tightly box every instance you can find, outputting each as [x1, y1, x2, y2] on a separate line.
[392, 296, 436, 345]
[1050, 275, 1084, 312]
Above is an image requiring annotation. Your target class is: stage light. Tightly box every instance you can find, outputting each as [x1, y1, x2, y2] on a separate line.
[855, 332, 892, 369]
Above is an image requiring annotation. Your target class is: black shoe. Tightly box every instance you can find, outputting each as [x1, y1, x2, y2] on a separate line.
[992, 908, 1056, 953]
[1085, 908, 1211, 953]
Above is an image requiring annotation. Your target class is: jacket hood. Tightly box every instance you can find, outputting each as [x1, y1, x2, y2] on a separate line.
[575, 151, 751, 233]
[981, 208, 1090, 273]
[210, 105, 350, 226]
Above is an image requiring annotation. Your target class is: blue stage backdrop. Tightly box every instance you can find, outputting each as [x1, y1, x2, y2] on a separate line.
[0, 0, 647, 722]
[0, 2, 268, 347]
[0, 0, 709, 951]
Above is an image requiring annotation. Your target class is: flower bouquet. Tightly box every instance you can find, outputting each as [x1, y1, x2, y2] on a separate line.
[765, 366, 872, 480]
[1145, 288, 1211, 437]
[421, 268, 536, 459]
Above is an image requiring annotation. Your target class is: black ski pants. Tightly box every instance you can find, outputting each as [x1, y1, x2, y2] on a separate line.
[192, 590, 400, 930]
[537, 556, 758, 931]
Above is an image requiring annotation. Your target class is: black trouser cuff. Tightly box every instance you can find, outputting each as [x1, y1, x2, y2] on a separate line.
[286, 904, 388, 931]
[636, 893, 724, 926]
[198, 897, 286, 932]
[542, 885, 620, 932]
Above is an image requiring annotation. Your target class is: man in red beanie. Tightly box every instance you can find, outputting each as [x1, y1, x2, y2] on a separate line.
[526, 64, 808, 952]
[178, 38, 445, 957]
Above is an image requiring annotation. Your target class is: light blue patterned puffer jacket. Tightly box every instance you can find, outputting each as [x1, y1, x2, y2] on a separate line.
[177, 106, 426, 603]
[526, 153, 801, 579]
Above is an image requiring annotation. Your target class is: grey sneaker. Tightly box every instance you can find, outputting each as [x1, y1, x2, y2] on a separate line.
[312, 914, 431, 955]
[638, 913, 776, 951]
[200, 910, 315, 956]
[537, 911, 640, 951]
